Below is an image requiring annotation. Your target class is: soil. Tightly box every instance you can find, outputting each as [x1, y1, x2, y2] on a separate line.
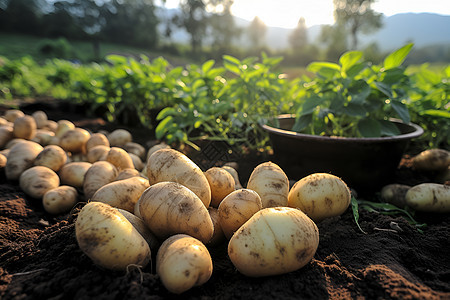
[1, 100, 449, 299]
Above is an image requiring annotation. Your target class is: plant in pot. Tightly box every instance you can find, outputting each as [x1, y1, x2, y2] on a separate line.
[263, 44, 424, 194]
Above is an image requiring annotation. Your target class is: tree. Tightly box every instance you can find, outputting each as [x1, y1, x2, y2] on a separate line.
[319, 24, 348, 61]
[248, 16, 267, 49]
[289, 17, 308, 51]
[333, 0, 382, 49]
[208, 0, 241, 54]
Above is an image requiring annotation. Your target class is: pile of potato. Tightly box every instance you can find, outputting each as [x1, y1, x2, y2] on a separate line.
[4, 108, 447, 294]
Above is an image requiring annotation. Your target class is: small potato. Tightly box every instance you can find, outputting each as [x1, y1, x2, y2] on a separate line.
[5, 140, 43, 180]
[83, 161, 118, 200]
[129, 153, 144, 171]
[19, 166, 60, 199]
[105, 147, 134, 171]
[115, 168, 141, 181]
[405, 183, 450, 213]
[222, 165, 243, 189]
[228, 207, 319, 277]
[59, 128, 90, 153]
[92, 176, 150, 212]
[138, 181, 214, 243]
[59, 162, 92, 189]
[43, 185, 78, 214]
[205, 167, 235, 207]
[34, 145, 67, 171]
[13, 115, 37, 140]
[218, 189, 262, 239]
[55, 120, 75, 138]
[32, 129, 55, 146]
[4, 109, 24, 122]
[156, 234, 213, 294]
[124, 142, 146, 160]
[247, 161, 289, 208]
[43, 120, 58, 132]
[0, 126, 14, 148]
[32, 110, 48, 129]
[147, 149, 211, 207]
[108, 129, 132, 147]
[380, 184, 411, 208]
[146, 142, 170, 161]
[207, 207, 225, 246]
[288, 173, 351, 222]
[85, 133, 110, 151]
[87, 145, 110, 163]
[412, 149, 450, 172]
[75, 202, 151, 271]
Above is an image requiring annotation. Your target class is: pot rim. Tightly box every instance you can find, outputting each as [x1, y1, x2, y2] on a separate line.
[262, 114, 424, 143]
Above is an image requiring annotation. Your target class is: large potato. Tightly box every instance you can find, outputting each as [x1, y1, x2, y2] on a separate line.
[59, 128, 90, 153]
[247, 162, 289, 208]
[0, 126, 14, 148]
[288, 173, 351, 222]
[218, 189, 262, 239]
[83, 161, 118, 200]
[405, 183, 450, 212]
[43, 185, 78, 214]
[205, 167, 235, 207]
[13, 115, 37, 140]
[156, 234, 213, 294]
[138, 181, 214, 243]
[228, 207, 319, 277]
[108, 129, 132, 147]
[19, 166, 60, 199]
[146, 148, 211, 207]
[146, 142, 170, 161]
[105, 147, 134, 171]
[380, 184, 411, 208]
[55, 120, 75, 138]
[85, 133, 110, 151]
[5, 140, 43, 180]
[91, 176, 150, 212]
[34, 145, 67, 172]
[412, 149, 450, 172]
[87, 145, 110, 163]
[75, 202, 150, 271]
[59, 162, 92, 189]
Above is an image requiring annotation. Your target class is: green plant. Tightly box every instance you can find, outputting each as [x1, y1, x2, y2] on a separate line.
[291, 43, 414, 138]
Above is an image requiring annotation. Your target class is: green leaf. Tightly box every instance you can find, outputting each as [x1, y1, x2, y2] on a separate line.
[339, 51, 363, 73]
[223, 55, 241, 66]
[346, 62, 368, 78]
[420, 109, 450, 118]
[391, 100, 411, 123]
[202, 60, 215, 74]
[106, 55, 127, 65]
[155, 116, 173, 139]
[307, 62, 341, 78]
[343, 103, 367, 117]
[156, 107, 176, 120]
[375, 82, 393, 98]
[301, 96, 324, 114]
[380, 119, 401, 136]
[383, 43, 413, 70]
[292, 114, 312, 132]
[351, 197, 366, 234]
[358, 118, 381, 137]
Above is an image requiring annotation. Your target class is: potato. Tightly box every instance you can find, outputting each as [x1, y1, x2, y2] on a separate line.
[117, 208, 160, 252]
[405, 183, 450, 213]
[156, 234, 213, 294]
[228, 207, 319, 277]
[129, 153, 144, 171]
[222, 165, 243, 189]
[146, 142, 170, 161]
[218, 189, 262, 239]
[87, 145, 110, 163]
[92, 176, 150, 213]
[5, 140, 43, 180]
[34, 145, 67, 171]
[55, 120, 75, 138]
[6, 138, 26, 149]
[43, 185, 78, 214]
[115, 168, 141, 181]
[4, 109, 24, 122]
[83, 161, 118, 200]
[70, 152, 88, 162]
[124, 142, 146, 160]
[207, 207, 225, 246]
[412, 149, 450, 172]
[86, 133, 110, 151]
[247, 162, 289, 208]
[31, 110, 48, 129]
[19, 166, 60, 199]
[288, 173, 351, 222]
[32, 129, 55, 146]
[380, 184, 411, 208]
[0, 153, 6, 168]
[0, 126, 14, 148]
[105, 147, 134, 171]
[13, 115, 37, 140]
[59, 162, 92, 189]
[146, 148, 211, 207]
[0, 116, 10, 126]
[205, 167, 235, 207]
[59, 128, 90, 153]
[75, 202, 150, 271]
[43, 120, 58, 132]
[108, 129, 132, 147]
[138, 181, 214, 243]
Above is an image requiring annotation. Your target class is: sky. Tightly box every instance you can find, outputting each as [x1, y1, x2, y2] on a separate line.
[160, 0, 450, 28]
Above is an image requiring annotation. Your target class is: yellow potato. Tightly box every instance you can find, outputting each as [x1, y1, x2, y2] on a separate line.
[115, 168, 141, 181]
[0, 126, 14, 148]
[247, 162, 289, 208]
[59, 162, 92, 189]
[87, 145, 110, 163]
[205, 167, 235, 207]
[32, 129, 55, 146]
[228, 207, 319, 277]
[85, 133, 110, 151]
[31, 110, 48, 129]
[34, 145, 67, 172]
[129, 153, 144, 171]
[55, 120, 75, 138]
[19, 166, 60, 199]
[4, 109, 24, 122]
[43, 185, 78, 214]
[146, 142, 170, 161]
[222, 165, 243, 189]
[156, 234, 213, 294]
[59, 128, 91, 153]
[206, 207, 225, 246]
[124, 142, 146, 160]
[108, 129, 132, 147]
[288, 173, 351, 222]
[83, 161, 118, 200]
[380, 184, 411, 208]
[13, 115, 37, 140]
[5, 140, 43, 180]
[412, 149, 450, 172]
[105, 147, 134, 171]
[405, 183, 450, 212]
[75, 202, 150, 271]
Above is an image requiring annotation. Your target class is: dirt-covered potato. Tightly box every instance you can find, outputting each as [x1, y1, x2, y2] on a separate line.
[228, 207, 319, 277]
[0, 126, 14, 148]
[138, 181, 214, 243]
[205, 167, 235, 207]
[32, 129, 55, 146]
[55, 120, 75, 138]
[222, 165, 243, 190]
[19, 166, 60, 199]
[92, 176, 150, 212]
[207, 207, 225, 246]
[87, 145, 110, 163]
[34, 145, 67, 172]
[412, 149, 450, 172]
[85, 133, 110, 151]
[59, 128, 91, 153]
[13, 115, 37, 140]
[108, 129, 132, 147]
[124, 142, 146, 160]
[247, 162, 289, 208]
[5, 140, 43, 180]
[380, 184, 411, 208]
[146, 148, 211, 207]
[146, 142, 170, 161]
[31, 110, 48, 129]
[156, 234, 213, 294]
[288, 173, 351, 222]
[59, 162, 92, 189]
[405, 183, 450, 212]
[115, 168, 141, 181]
[4, 109, 24, 122]
[105, 147, 134, 171]
[83, 161, 118, 200]
[218, 189, 262, 239]
[43, 185, 78, 214]
[75, 202, 151, 271]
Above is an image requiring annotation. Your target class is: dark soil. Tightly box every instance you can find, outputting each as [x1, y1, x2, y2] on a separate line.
[1, 100, 449, 299]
